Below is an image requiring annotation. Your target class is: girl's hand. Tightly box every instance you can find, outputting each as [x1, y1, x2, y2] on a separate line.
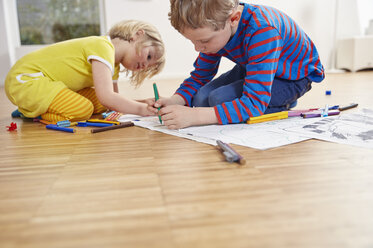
[139, 98, 159, 115]
[139, 103, 157, 116]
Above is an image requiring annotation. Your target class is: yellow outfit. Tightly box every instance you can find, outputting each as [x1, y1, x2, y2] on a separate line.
[5, 36, 120, 119]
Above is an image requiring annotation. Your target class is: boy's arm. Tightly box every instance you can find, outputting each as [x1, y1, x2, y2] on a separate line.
[214, 27, 282, 124]
[175, 53, 221, 106]
[91, 60, 156, 116]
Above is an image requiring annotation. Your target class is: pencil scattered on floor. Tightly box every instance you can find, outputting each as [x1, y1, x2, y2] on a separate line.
[91, 121, 134, 133]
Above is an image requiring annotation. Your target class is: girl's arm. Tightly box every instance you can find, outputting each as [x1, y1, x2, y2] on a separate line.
[91, 60, 156, 116]
[113, 82, 119, 93]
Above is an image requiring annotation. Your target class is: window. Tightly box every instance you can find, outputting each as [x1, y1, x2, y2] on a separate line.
[16, 0, 102, 45]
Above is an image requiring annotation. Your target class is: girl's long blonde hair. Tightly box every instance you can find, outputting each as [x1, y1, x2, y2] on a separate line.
[108, 20, 165, 86]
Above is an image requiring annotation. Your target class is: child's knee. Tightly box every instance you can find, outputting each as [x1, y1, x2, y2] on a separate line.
[208, 94, 220, 107]
[73, 101, 94, 120]
[192, 88, 210, 107]
[93, 104, 107, 114]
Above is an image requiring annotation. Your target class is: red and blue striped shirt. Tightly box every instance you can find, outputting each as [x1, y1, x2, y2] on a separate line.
[175, 3, 325, 124]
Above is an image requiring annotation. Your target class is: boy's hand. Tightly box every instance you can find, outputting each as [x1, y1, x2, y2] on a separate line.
[154, 94, 186, 108]
[154, 97, 174, 108]
[159, 106, 218, 129]
[159, 105, 196, 129]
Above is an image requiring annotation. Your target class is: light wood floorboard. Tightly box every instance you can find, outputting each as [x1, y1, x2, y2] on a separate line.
[1, 72, 373, 248]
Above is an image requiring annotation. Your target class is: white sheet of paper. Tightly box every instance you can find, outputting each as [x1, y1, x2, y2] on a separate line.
[118, 114, 313, 150]
[118, 109, 373, 150]
[286, 109, 373, 149]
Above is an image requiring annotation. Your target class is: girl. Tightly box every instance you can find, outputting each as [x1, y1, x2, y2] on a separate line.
[5, 20, 165, 123]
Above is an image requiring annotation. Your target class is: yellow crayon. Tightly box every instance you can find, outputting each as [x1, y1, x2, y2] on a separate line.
[247, 111, 288, 124]
[87, 119, 120, 125]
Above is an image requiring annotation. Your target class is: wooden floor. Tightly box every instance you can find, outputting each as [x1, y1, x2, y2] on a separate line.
[1, 72, 373, 248]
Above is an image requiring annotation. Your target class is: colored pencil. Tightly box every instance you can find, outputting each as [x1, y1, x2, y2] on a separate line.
[87, 119, 120, 125]
[77, 122, 113, 127]
[46, 124, 75, 133]
[247, 111, 288, 124]
[302, 110, 340, 118]
[217, 140, 245, 165]
[339, 103, 358, 111]
[153, 83, 162, 124]
[91, 121, 134, 133]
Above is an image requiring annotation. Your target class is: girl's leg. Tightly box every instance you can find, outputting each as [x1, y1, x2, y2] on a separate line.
[41, 88, 94, 122]
[77, 88, 107, 114]
[264, 77, 312, 114]
[192, 64, 246, 107]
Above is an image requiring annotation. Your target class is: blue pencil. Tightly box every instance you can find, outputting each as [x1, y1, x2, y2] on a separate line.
[46, 124, 75, 133]
[77, 122, 113, 127]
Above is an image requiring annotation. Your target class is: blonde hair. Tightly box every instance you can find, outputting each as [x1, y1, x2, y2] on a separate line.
[169, 0, 239, 32]
[108, 20, 165, 86]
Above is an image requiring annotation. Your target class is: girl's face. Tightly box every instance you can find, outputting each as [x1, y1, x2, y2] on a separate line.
[121, 44, 159, 72]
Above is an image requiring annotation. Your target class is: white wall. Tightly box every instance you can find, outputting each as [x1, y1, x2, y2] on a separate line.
[0, 0, 15, 84]
[103, 0, 344, 79]
[104, 0, 197, 79]
[1, 0, 372, 85]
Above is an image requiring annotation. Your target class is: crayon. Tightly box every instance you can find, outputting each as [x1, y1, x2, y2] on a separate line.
[105, 112, 122, 121]
[39, 119, 55, 125]
[102, 110, 115, 118]
[87, 119, 120, 125]
[247, 111, 288, 124]
[57, 120, 71, 127]
[217, 140, 245, 165]
[46, 124, 75, 133]
[302, 110, 340, 118]
[91, 121, 134, 133]
[339, 103, 358, 111]
[321, 104, 329, 117]
[77, 122, 113, 127]
[153, 83, 162, 124]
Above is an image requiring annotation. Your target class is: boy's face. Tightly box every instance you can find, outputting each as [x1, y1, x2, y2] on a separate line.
[182, 21, 233, 54]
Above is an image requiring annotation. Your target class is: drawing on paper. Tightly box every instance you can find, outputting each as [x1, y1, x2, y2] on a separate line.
[288, 109, 373, 149]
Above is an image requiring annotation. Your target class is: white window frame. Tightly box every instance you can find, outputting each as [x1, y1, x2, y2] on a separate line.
[5, 0, 106, 63]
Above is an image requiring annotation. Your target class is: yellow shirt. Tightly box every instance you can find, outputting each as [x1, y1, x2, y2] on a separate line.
[5, 36, 119, 117]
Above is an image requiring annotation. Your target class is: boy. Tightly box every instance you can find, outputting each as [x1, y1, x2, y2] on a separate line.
[153, 0, 324, 129]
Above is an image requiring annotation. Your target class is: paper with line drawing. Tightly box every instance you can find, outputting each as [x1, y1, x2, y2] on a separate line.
[119, 109, 373, 150]
[119, 114, 313, 150]
[287, 109, 373, 149]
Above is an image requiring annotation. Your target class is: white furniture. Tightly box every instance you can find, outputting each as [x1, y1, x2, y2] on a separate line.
[336, 36, 373, 72]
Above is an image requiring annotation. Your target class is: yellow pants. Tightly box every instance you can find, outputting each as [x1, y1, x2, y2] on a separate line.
[41, 88, 107, 123]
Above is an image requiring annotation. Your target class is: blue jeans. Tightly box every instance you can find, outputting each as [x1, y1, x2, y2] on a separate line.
[192, 64, 312, 114]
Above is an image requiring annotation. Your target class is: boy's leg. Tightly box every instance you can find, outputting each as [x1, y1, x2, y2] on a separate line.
[77, 88, 107, 114]
[41, 88, 94, 123]
[264, 77, 312, 114]
[192, 64, 246, 107]
[208, 80, 244, 106]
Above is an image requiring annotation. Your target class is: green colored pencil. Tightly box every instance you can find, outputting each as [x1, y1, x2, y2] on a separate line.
[153, 83, 162, 124]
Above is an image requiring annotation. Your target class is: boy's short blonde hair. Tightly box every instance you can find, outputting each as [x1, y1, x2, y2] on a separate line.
[169, 0, 239, 32]
[108, 20, 165, 86]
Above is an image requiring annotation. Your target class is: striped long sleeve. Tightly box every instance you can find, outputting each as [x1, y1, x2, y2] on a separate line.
[175, 3, 325, 124]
